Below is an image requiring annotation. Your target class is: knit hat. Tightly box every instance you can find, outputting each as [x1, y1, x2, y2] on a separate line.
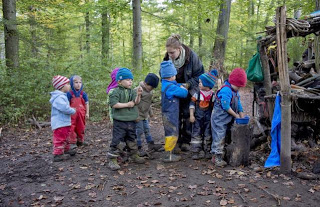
[116, 68, 134, 81]
[106, 68, 120, 94]
[229, 68, 247, 87]
[145, 73, 160, 88]
[160, 60, 177, 78]
[52, 75, 69, 90]
[199, 69, 218, 89]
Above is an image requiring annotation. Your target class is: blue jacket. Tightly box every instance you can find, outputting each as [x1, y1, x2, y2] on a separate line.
[217, 80, 243, 112]
[50, 90, 76, 130]
[161, 79, 188, 100]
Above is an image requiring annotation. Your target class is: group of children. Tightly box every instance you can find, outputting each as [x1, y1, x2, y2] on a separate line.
[49, 61, 247, 169]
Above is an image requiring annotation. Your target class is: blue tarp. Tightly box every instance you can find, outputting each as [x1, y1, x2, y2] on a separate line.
[264, 93, 281, 168]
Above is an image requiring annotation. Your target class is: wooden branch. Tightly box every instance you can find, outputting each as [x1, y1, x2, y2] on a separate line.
[229, 187, 247, 203]
[253, 184, 281, 206]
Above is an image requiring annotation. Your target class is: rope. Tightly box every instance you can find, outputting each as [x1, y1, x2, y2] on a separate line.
[286, 18, 310, 37]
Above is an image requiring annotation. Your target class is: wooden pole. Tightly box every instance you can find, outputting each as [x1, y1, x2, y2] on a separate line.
[259, 45, 274, 119]
[276, 6, 291, 173]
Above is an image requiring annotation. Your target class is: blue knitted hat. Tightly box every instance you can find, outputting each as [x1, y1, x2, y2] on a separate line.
[116, 68, 134, 81]
[160, 60, 177, 78]
[199, 69, 218, 89]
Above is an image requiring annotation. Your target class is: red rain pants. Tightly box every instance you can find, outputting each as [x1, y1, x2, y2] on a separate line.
[69, 94, 86, 144]
[53, 126, 71, 155]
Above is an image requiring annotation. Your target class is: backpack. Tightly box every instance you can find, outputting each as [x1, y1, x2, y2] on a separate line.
[246, 47, 264, 82]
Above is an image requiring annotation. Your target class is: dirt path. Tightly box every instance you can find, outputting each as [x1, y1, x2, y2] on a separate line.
[1, 89, 320, 207]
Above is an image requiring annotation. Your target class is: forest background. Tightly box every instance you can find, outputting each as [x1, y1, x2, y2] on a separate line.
[0, 0, 316, 125]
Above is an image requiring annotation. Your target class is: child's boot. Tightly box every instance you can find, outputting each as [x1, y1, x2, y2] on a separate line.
[163, 151, 181, 162]
[108, 158, 120, 171]
[130, 154, 146, 164]
[148, 141, 163, 152]
[214, 154, 227, 167]
[205, 151, 212, 159]
[53, 154, 64, 162]
[65, 144, 77, 156]
[180, 143, 190, 152]
[138, 146, 147, 157]
[192, 151, 205, 160]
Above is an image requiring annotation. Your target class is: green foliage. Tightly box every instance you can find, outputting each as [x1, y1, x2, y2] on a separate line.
[0, 0, 318, 125]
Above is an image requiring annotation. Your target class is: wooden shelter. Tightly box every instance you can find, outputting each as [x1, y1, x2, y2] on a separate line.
[257, 6, 320, 173]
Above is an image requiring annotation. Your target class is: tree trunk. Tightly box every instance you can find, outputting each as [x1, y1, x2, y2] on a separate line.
[85, 11, 90, 54]
[226, 124, 252, 167]
[132, 0, 142, 70]
[198, 13, 203, 61]
[101, 7, 110, 64]
[210, 0, 231, 77]
[29, 6, 37, 57]
[189, 15, 194, 48]
[276, 6, 291, 174]
[315, 0, 320, 73]
[79, 26, 83, 60]
[2, 0, 19, 70]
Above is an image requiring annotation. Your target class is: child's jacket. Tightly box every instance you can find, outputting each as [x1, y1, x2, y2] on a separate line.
[109, 85, 138, 121]
[135, 81, 153, 121]
[50, 90, 76, 130]
[161, 79, 188, 137]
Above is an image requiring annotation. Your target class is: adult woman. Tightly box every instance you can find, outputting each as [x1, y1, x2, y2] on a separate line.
[163, 34, 204, 151]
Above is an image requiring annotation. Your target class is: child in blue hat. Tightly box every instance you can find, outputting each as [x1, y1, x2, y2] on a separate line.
[160, 61, 188, 162]
[189, 69, 218, 160]
[107, 68, 145, 170]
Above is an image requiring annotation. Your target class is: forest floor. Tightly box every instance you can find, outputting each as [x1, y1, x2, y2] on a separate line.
[1, 88, 320, 207]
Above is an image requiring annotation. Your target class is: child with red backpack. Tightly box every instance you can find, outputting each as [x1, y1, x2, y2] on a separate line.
[189, 69, 218, 160]
[67, 75, 89, 149]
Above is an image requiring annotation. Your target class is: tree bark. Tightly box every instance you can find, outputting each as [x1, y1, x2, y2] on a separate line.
[29, 6, 37, 57]
[132, 0, 142, 70]
[85, 11, 90, 53]
[210, 0, 231, 77]
[2, 0, 19, 70]
[226, 124, 252, 167]
[276, 6, 291, 174]
[198, 13, 203, 61]
[101, 7, 110, 64]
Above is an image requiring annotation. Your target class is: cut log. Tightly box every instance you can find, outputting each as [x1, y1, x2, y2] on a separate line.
[226, 124, 252, 167]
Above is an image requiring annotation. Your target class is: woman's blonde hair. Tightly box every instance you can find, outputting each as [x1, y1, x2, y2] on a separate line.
[166, 34, 182, 49]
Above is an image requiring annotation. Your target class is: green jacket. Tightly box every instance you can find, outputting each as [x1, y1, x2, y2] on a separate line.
[135, 82, 153, 121]
[109, 85, 138, 121]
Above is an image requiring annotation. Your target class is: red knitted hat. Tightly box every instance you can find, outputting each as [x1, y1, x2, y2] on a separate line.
[229, 68, 247, 87]
[52, 75, 69, 90]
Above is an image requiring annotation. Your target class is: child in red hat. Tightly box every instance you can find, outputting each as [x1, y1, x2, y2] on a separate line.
[210, 68, 247, 167]
[50, 75, 76, 162]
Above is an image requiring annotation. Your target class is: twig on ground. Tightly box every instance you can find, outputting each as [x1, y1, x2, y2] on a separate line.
[253, 184, 281, 206]
[229, 187, 247, 203]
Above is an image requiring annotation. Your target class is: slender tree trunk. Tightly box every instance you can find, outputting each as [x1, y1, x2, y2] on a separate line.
[315, 0, 320, 73]
[29, 6, 37, 57]
[264, 0, 276, 27]
[210, 0, 231, 76]
[198, 13, 203, 61]
[276, 6, 291, 174]
[132, 0, 142, 70]
[79, 26, 83, 60]
[85, 11, 90, 53]
[101, 7, 110, 64]
[189, 15, 194, 48]
[2, 0, 19, 70]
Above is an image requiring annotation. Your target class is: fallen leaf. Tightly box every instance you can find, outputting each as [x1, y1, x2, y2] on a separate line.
[151, 180, 159, 184]
[238, 184, 246, 188]
[168, 186, 178, 190]
[308, 188, 315, 194]
[156, 164, 165, 170]
[283, 197, 291, 201]
[220, 199, 228, 206]
[53, 196, 64, 202]
[283, 181, 294, 186]
[208, 180, 215, 184]
[188, 185, 197, 189]
[0, 184, 6, 190]
[89, 192, 97, 198]
[118, 171, 125, 175]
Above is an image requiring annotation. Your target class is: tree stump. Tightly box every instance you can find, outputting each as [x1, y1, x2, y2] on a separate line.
[226, 124, 252, 167]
